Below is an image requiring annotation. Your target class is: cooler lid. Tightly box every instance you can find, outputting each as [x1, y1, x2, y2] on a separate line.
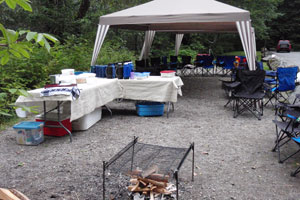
[13, 121, 44, 129]
[161, 70, 176, 73]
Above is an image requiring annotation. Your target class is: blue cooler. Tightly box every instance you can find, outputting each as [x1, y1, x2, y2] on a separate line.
[13, 121, 44, 145]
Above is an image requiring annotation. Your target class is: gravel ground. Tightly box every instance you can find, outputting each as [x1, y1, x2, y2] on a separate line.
[1, 76, 300, 200]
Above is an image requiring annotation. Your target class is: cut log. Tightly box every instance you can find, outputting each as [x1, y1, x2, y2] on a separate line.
[128, 186, 151, 192]
[153, 187, 172, 195]
[137, 177, 167, 188]
[128, 170, 169, 182]
[141, 165, 158, 178]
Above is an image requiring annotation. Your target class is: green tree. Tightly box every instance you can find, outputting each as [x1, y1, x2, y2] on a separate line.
[268, 0, 300, 50]
[0, 0, 58, 117]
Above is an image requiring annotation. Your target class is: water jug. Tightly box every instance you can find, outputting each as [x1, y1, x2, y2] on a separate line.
[116, 63, 124, 79]
[106, 64, 115, 79]
[123, 62, 131, 79]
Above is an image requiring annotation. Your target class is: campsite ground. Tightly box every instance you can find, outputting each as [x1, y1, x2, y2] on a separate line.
[1, 76, 300, 200]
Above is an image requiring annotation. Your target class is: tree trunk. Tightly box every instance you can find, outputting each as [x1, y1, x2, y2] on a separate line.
[77, 0, 90, 19]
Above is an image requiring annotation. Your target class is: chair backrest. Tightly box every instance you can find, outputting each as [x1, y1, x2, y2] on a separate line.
[150, 57, 161, 67]
[162, 56, 168, 66]
[223, 56, 236, 69]
[277, 67, 298, 92]
[202, 55, 214, 67]
[236, 69, 266, 94]
[170, 56, 178, 63]
[181, 56, 192, 65]
[135, 59, 150, 68]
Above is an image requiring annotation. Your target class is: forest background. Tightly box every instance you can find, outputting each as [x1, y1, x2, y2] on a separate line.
[0, 0, 299, 124]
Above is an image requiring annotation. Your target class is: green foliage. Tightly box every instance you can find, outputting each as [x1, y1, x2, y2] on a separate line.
[1, 0, 32, 11]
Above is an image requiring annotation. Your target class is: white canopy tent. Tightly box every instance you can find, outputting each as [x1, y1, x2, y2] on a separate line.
[91, 0, 257, 70]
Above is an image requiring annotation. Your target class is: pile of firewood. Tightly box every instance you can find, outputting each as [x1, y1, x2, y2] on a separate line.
[127, 165, 176, 200]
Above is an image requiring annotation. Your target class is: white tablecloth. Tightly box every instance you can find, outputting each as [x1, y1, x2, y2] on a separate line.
[15, 78, 123, 121]
[118, 76, 183, 102]
[15, 76, 184, 121]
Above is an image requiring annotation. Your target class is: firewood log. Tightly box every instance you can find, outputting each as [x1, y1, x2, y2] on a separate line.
[127, 186, 151, 192]
[137, 177, 167, 188]
[153, 187, 172, 195]
[128, 170, 169, 182]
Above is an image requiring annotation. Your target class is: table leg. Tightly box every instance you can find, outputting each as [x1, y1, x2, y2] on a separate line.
[104, 105, 112, 117]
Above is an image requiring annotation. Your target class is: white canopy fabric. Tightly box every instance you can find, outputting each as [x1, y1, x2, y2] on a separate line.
[139, 30, 156, 60]
[91, 0, 257, 70]
[175, 34, 184, 56]
[91, 25, 109, 66]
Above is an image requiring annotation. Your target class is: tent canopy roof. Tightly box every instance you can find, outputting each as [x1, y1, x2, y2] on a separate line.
[99, 0, 250, 32]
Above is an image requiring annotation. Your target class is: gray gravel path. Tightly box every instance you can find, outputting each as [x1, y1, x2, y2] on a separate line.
[1, 76, 300, 200]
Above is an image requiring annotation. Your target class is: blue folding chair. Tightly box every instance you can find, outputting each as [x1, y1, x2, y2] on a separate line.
[264, 67, 298, 106]
[221, 56, 235, 76]
[202, 55, 214, 76]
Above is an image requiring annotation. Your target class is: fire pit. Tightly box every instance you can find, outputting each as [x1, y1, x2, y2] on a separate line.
[102, 137, 194, 200]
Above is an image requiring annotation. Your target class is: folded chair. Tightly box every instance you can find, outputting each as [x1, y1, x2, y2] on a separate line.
[232, 69, 266, 120]
[264, 67, 298, 106]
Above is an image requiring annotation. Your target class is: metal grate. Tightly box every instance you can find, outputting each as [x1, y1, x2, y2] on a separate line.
[102, 137, 194, 200]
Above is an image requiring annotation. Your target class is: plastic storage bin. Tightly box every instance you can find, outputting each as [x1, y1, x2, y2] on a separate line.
[72, 107, 102, 131]
[13, 121, 44, 145]
[160, 70, 176, 78]
[35, 113, 71, 137]
[136, 102, 164, 116]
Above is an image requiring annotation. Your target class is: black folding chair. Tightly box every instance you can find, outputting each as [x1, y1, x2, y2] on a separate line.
[181, 56, 194, 76]
[232, 69, 266, 120]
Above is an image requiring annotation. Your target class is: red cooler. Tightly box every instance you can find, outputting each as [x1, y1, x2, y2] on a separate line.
[35, 112, 71, 137]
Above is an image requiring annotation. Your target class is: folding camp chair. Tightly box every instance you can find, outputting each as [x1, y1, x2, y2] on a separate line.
[194, 55, 204, 76]
[150, 57, 161, 75]
[264, 67, 298, 106]
[220, 56, 235, 76]
[201, 55, 214, 76]
[135, 59, 150, 72]
[290, 136, 300, 176]
[272, 104, 300, 163]
[181, 56, 194, 76]
[232, 69, 266, 120]
[214, 56, 226, 75]
[169, 56, 180, 75]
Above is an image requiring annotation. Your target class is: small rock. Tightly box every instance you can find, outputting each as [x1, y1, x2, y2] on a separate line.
[50, 194, 58, 198]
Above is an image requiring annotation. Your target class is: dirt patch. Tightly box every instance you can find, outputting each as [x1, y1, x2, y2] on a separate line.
[1, 77, 300, 200]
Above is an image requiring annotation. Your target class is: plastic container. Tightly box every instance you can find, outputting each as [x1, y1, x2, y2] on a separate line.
[160, 70, 176, 78]
[136, 102, 164, 116]
[13, 121, 44, 145]
[61, 69, 75, 75]
[72, 107, 102, 131]
[123, 62, 132, 79]
[35, 113, 71, 137]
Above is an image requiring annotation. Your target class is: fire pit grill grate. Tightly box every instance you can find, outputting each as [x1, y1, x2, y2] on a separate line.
[102, 137, 194, 200]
